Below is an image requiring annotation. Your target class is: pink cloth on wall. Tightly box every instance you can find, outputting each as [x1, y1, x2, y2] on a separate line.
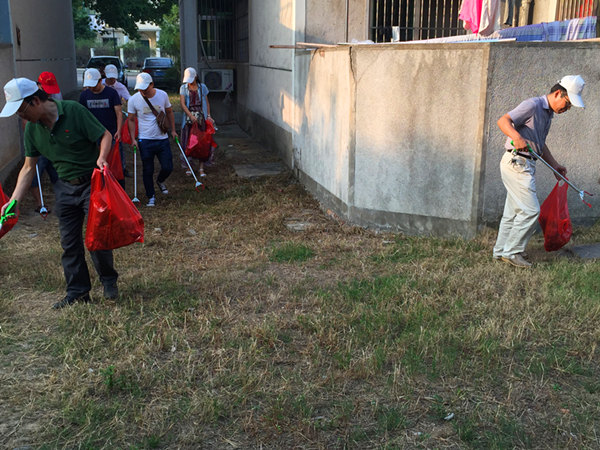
[459, 0, 483, 33]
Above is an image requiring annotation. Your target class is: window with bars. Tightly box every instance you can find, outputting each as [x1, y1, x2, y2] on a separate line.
[198, 0, 236, 60]
[370, 0, 467, 42]
[555, 0, 597, 20]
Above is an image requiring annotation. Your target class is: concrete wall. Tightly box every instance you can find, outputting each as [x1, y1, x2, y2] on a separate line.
[294, 44, 490, 236]
[305, 0, 369, 43]
[237, 0, 296, 164]
[0, 42, 20, 184]
[0, 0, 20, 183]
[9, 0, 77, 98]
[292, 41, 600, 237]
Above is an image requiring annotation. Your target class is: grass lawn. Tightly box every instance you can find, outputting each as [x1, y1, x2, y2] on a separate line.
[1, 131, 600, 448]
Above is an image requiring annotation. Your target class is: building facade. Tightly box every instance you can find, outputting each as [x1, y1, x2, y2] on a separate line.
[180, 0, 600, 237]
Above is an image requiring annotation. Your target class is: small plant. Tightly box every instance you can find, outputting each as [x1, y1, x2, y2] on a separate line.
[270, 242, 315, 262]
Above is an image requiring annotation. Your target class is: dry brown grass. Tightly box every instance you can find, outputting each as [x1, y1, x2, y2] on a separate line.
[2, 129, 600, 448]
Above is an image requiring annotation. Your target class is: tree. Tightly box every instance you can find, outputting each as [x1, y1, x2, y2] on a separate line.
[73, 0, 96, 40]
[158, 4, 180, 62]
[82, 0, 177, 38]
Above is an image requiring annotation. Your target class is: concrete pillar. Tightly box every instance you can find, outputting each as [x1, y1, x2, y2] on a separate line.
[179, 0, 198, 71]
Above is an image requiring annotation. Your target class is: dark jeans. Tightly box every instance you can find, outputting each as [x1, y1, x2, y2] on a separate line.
[54, 179, 118, 298]
[138, 138, 173, 199]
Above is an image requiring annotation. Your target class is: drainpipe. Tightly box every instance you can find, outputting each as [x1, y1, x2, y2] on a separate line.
[519, 0, 533, 26]
[345, 0, 349, 42]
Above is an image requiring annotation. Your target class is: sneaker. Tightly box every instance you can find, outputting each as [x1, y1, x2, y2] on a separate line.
[501, 254, 532, 268]
[157, 181, 169, 194]
[147, 196, 156, 207]
[103, 283, 119, 300]
[53, 293, 91, 309]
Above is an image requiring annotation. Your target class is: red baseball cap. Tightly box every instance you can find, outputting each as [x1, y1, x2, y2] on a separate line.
[37, 71, 60, 94]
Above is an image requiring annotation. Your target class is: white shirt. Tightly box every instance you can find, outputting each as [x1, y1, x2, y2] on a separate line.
[102, 79, 131, 101]
[128, 89, 171, 140]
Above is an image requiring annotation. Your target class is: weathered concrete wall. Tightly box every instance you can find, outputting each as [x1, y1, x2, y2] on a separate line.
[239, 0, 295, 163]
[9, 0, 77, 97]
[305, 0, 369, 43]
[0, 0, 20, 183]
[0, 43, 20, 183]
[293, 48, 353, 205]
[293, 44, 490, 237]
[351, 45, 489, 236]
[482, 41, 600, 226]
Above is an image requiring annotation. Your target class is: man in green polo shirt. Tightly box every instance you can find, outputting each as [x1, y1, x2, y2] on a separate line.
[0, 78, 119, 309]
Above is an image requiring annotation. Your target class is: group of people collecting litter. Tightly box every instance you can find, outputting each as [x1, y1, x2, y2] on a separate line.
[0, 67, 215, 309]
[0, 71, 588, 308]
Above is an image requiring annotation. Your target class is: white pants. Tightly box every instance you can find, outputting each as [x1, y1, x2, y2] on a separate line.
[493, 152, 539, 258]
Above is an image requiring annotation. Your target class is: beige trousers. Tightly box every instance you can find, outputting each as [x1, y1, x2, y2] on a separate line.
[493, 152, 539, 258]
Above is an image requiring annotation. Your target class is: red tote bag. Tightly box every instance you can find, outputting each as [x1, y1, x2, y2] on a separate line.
[538, 181, 572, 252]
[85, 167, 144, 251]
[186, 120, 216, 161]
[121, 117, 138, 145]
[107, 139, 124, 181]
[0, 182, 19, 240]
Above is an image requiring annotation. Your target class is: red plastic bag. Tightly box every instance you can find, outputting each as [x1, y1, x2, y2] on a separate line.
[107, 139, 124, 181]
[121, 118, 138, 145]
[186, 120, 217, 161]
[0, 182, 19, 240]
[538, 181, 572, 252]
[85, 167, 144, 251]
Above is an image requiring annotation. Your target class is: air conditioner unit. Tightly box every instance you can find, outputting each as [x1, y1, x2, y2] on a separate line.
[201, 69, 234, 92]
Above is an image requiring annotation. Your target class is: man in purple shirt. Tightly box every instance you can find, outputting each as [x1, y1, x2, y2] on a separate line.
[493, 75, 585, 268]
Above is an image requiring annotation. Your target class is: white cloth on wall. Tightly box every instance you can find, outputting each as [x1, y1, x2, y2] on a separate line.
[478, 0, 502, 36]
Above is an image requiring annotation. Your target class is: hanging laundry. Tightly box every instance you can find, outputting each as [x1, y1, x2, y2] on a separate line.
[478, 0, 502, 36]
[459, 0, 483, 33]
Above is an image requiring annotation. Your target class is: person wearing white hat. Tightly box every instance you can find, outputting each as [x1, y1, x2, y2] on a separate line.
[80, 68, 123, 142]
[127, 72, 177, 207]
[179, 67, 213, 177]
[493, 75, 585, 268]
[102, 64, 131, 102]
[0, 77, 118, 308]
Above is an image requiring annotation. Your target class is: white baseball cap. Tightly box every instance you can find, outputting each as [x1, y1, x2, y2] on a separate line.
[83, 68, 102, 87]
[104, 64, 119, 79]
[1, 78, 38, 117]
[558, 75, 585, 108]
[135, 72, 153, 90]
[182, 67, 197, 84]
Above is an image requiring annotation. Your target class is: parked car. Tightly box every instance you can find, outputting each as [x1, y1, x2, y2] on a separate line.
[141, 57, 175, 89]
[85, 56, 127, 87]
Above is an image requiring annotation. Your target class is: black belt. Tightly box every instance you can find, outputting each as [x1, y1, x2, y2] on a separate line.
[507, 149, 537, 161]
[61, 173, 92, 185]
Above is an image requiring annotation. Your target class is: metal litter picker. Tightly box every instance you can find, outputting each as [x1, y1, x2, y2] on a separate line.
[35, 164, 49, 218]
[175, 137, 204, 190]
[132, 145, 140, 203]
[524, 143, 593, 208]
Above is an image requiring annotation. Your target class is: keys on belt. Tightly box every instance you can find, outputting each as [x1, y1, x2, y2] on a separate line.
[507, 149, 537, 161]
